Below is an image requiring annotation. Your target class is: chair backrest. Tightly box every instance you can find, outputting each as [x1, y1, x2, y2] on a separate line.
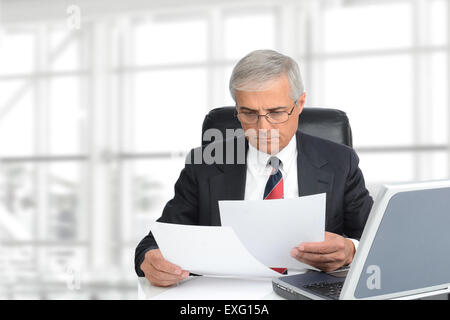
[202, 106, 353, 147]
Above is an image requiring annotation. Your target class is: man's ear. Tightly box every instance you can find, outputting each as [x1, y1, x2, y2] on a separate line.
[297, 92, 306, 115]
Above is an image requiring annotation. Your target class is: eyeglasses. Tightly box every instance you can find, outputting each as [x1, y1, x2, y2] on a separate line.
[236, 101, 298, 124]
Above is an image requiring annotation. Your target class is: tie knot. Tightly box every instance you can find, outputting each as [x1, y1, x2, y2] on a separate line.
[267, 156, 282, 171]
[264, 156, 284, 200]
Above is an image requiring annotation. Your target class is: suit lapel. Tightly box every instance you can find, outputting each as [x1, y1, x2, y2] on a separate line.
[296, 131, 334, 197]
[296, 131, 334, 229]
[209, 137, 248, 226]
[209, 132, 335, 226]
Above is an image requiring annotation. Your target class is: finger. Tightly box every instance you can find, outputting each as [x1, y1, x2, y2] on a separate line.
[293, 254, 339, 272]
[146, 262, 189, 282]
[295, 250, 346, 264]
[297, 257, 334, 268]
[141, 259, 189, 286]
[144, 250, 188, 281]
[291, 248, 346, 272]
[149, 252, 183, 276]
[291, 249, 335, 264]
[145, 273, 180, 287]
[297, 241, 342, 254]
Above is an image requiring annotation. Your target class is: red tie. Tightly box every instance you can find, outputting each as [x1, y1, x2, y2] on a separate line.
[264, 157, 287, 274]
[263, 157, 284, 200]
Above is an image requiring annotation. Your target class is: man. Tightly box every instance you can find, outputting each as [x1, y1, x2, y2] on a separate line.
[135, 49, 373, 287]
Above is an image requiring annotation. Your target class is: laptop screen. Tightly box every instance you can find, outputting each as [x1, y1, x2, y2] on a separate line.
[354, 187, 450, 298]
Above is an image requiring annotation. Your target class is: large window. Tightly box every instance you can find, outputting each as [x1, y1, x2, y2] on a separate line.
[0, 0, 448, 299]
[304, 0, 449, 193]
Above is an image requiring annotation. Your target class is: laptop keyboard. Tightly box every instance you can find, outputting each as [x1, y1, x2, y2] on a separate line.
[303, 281, 344, 300]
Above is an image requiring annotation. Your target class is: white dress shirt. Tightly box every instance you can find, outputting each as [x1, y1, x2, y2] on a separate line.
[245, 134, 298, 200]
[244, 134, 359, 253]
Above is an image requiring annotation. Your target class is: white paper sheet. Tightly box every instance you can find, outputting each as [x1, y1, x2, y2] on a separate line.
[151, 222, 279, 278]
[219, 194, 326, 270]
[151, 276, 275, 300]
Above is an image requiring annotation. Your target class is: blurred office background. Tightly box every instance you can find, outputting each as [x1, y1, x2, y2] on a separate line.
[0, 0, 448, 299]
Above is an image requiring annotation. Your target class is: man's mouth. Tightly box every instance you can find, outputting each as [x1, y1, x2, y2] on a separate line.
[258, 137, 279, 141]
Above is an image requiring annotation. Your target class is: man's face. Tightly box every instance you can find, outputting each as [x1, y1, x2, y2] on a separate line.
[235, 74, 305, 154]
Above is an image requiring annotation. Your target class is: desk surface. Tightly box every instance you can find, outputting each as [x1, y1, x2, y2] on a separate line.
[137, 275, 291, 300]
[137, 275, 450, 300]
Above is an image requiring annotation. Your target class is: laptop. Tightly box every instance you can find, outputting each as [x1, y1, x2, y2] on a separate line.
[273, 180, 450, 300]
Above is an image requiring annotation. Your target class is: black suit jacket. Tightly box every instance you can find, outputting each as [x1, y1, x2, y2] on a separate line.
[134, 131, 373, 277]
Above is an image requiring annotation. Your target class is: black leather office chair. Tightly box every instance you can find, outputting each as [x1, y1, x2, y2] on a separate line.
[202, 106, 353, 147]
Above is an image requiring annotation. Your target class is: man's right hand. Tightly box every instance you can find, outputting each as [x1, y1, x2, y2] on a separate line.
[140, 249, 190, 287]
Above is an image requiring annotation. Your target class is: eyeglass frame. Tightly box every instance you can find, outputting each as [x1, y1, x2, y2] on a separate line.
[234, 100, 299, 124]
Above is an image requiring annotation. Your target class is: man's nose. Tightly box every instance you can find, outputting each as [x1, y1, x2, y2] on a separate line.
[257, 115, 273, 131]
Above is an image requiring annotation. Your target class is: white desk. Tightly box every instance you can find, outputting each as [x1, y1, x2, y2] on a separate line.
[137, 275, 450, 300]
[137, 275, 292, 300]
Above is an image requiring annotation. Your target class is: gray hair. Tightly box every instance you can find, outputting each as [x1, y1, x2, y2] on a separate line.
[229, 49, 304, 103]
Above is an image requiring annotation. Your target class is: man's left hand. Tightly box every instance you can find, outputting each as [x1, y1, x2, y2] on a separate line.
[290, 232, 356, 273]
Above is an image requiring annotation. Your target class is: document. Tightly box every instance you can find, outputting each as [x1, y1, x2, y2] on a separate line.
[151, 222, 280, 278]
[219, 194, 326, 270]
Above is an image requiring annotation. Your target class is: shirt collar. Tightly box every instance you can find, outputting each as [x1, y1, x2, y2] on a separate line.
[247, 134, 298, 172]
